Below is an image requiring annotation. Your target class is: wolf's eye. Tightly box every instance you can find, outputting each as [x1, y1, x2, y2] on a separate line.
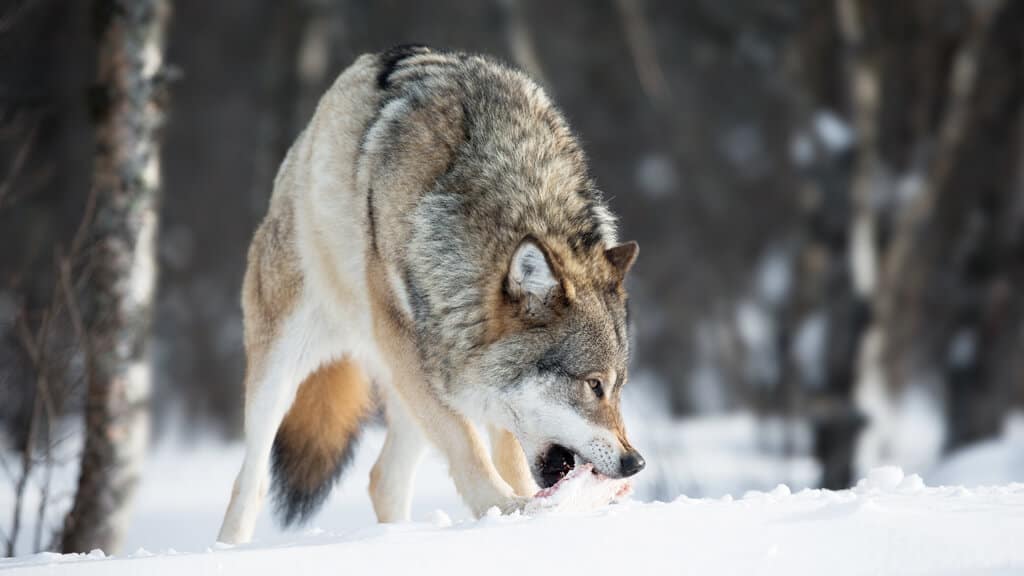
[586, 378, 604, 399]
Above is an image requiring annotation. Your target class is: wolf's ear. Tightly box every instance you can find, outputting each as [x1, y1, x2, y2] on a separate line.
[507, 238, 562, 315]
[606, 241, 639, 277]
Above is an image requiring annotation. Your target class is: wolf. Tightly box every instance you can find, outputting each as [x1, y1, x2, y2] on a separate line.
[217, 46, 645, 545]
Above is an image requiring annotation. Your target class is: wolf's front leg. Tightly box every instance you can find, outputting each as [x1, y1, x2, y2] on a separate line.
[390, 380, 527, 517]
[489, 425, 540, 497]
[435, 415, 530, 516]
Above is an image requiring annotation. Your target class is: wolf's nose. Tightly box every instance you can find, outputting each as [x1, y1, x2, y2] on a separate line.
[619, 450, 646, 477]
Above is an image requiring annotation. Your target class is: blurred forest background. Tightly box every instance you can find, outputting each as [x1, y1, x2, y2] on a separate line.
[2, 0, 1024, 557]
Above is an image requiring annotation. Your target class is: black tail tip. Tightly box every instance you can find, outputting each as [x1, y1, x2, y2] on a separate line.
[269, 432, 361, 527]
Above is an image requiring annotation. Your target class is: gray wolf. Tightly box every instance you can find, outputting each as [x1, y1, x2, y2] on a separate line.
[218, 46, 644, 544]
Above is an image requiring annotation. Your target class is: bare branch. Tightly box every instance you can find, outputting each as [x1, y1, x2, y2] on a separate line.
[68, 185, 99, 261]
[0, 453, 14, 485]
[873, 0, 1006, 393]
[6, 390, 41, 557]
[58, 255, 86, 345]
[33, 456, 52, 553]
[0, 122, 38, 210]
[0, 0, 41, 35]
[497, 0, 547, 86]
[884, 0, 1004, 243]
[6, 248, 79, 556]
[875, 0, 1003, 309]
[614, 0, 670, 105]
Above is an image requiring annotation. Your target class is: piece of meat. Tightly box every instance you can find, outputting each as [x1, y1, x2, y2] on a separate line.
[526, 463, 632, 514]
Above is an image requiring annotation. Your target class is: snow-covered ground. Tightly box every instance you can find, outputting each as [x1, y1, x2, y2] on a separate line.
[4, 462, 1024, 575]
[930, 412, 1024, 487]
[2, 407, 1023, 574]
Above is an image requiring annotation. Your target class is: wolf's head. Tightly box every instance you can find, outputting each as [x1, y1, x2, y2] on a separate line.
[474, 236, 644, 488]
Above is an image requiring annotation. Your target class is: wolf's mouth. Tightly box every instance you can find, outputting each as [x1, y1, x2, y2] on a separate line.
[538, 444, 578, 488]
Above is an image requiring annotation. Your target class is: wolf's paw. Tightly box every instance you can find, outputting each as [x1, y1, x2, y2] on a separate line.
[494, 495, 533, 516]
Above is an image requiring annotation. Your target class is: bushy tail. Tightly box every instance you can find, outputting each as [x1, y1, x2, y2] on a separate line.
[271, 357, 373, 526]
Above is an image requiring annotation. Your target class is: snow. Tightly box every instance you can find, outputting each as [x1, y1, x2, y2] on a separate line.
[897, 171, 926, 206]
[850, 216, 878, 297]
[948, 328, 977, 368]
[3, 406, 1024, 574]
[814, 110, 854, 153]
[793, 312, 826, 388]
[718, 123, 766, 178]
[4, 465, 1023, 575]
[755, 248, 791, 306]
[854, 362, 948, 480]
[789, 132, 815, 166]
[634, 153, 678, 199]
[931, 412, 1024, 487]
[637, 413, 820, 501]
[735, 300, 780, 387]
[890, 384, 947, 474]
[688, 324, 730, 411]
[736, 300, 771, 351]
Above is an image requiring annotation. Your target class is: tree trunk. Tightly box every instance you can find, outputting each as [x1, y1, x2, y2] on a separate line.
[61, 0, 170, 554]
[838, 0, 1008, 474]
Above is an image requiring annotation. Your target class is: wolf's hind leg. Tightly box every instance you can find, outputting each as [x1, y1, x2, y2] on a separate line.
[369, 390, 427, 522]
[218, 307, 328, 544]
[488, 426, 539, 497]
[218, 360, 304, 544]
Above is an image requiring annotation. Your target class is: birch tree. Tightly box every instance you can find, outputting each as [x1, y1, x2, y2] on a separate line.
[61, 0, 171, 554]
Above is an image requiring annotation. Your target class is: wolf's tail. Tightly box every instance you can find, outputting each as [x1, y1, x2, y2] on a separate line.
[270, 357, 374, 526]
